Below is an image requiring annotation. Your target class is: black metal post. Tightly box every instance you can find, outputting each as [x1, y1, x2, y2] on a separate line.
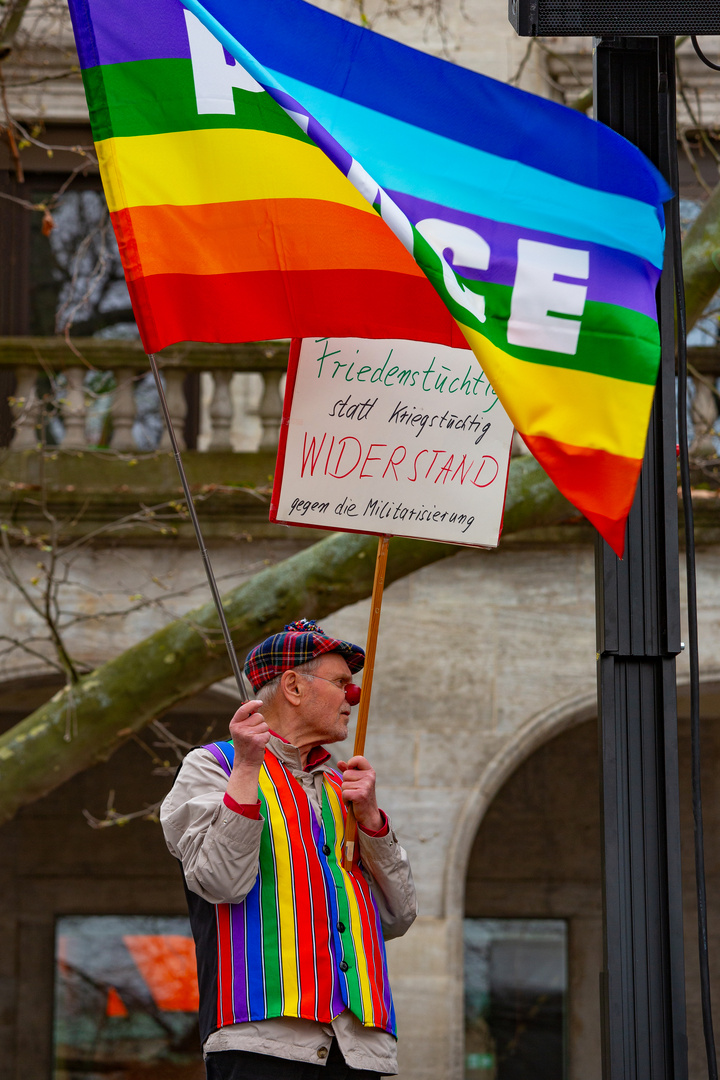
[595, 36, 688, 1080]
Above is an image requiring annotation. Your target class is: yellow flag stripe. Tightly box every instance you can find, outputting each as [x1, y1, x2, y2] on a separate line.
[459, 323, 653, 461]
[259, 769, 300, 1015]
[96, 127, 375, 214]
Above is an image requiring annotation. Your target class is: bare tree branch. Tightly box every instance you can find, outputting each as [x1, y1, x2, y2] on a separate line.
[0, 457, 575, 825]
[0, 0, 32, 59]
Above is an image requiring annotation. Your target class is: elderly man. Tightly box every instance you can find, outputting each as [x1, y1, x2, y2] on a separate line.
[161, 619, 417, 1080]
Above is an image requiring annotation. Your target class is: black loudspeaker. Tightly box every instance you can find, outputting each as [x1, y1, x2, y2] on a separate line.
[509, 0, 720, 36]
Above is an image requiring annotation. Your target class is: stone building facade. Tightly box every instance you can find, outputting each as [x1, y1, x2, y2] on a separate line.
[6, 536, 720, 1080]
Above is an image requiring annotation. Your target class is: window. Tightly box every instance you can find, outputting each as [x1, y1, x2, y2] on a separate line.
[54, 915, 203, 1080]
[464, 918, 567, 1080]
[0, 165, 200, 448]
[29, 184, 135, 340]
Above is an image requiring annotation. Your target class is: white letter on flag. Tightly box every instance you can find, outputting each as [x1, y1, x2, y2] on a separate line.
[185, 10, 263, 114]
[415, 219, 490, 325]
[507, 239, 589, 356]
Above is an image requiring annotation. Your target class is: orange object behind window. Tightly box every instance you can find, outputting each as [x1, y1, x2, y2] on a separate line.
[124, 935, 199, 1012]
[106, 986, 129, 1018]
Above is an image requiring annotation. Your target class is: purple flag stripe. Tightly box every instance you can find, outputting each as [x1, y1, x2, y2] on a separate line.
[268, 86, 356, 178]
[230, 902, 251, 1022]
[72, 0, 191, 68]
[388, 189, 662, 319]
[204, 741, 233, 775]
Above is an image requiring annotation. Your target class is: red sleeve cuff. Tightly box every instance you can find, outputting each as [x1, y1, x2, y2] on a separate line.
[223, 792, 261, 819]
[358, 809, 389, 837]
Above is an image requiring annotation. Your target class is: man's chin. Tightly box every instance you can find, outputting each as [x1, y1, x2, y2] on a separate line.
[327, 716, 350, 743]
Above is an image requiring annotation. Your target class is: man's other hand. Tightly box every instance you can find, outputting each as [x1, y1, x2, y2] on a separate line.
[337, 756, 384, 832]
[229, 700, 270, 766]
[225, 701, 270, 807]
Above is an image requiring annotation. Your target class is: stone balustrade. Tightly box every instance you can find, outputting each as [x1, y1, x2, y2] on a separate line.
[4, 338, 720, 458]
[1, 338, 289, 454]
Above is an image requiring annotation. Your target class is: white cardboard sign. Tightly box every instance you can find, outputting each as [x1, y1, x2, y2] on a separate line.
[270, 337, 513, 548]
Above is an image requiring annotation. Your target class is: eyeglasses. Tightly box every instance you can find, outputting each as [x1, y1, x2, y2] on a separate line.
[301, 673, 362, 706]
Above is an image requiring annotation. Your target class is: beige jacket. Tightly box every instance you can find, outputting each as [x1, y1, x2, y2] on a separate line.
[160, 736, 418, 1074]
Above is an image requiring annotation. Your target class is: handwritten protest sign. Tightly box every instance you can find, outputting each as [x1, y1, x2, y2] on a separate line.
[270, 337, 514, 548]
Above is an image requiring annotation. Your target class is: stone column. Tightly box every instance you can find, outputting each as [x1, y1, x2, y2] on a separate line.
[111, 368, 137, 451]
[258, 369, 284, 451]
[61, 367, 86, 449]
[389, 916, 463, 1080]
[11, 366, 39, 450]
[159, 370, 187, 451]
[209, 369, 234, 451]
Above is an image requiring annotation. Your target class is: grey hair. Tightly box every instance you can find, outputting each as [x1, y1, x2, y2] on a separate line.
[256, 656, 324, 707]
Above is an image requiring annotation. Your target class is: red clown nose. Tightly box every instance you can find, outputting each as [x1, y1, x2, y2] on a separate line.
[345, 683, 362, 707]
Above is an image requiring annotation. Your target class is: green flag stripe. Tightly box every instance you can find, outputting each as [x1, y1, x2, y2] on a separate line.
[418, 263, 660, 386]
[257, 788, 282, 1010]
[82, 58, 311, 143]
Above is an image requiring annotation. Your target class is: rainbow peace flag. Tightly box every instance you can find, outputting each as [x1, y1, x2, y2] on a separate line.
[67, 0, 464, 353]
[67, 0, 671, 555]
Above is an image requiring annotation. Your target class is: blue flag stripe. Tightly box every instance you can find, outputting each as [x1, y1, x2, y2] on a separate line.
[203, 0, 672, 207]
[273, 70, 666, 269]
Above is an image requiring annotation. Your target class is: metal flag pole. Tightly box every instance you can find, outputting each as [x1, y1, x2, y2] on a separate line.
[343, 534, 391, 870]
[147, 353, 251, 701]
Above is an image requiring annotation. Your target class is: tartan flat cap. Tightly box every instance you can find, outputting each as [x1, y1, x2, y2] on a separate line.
[244, 619, 365, 692]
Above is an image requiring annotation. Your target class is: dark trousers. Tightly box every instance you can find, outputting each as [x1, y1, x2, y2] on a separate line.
[205, 1038, 385, 1079]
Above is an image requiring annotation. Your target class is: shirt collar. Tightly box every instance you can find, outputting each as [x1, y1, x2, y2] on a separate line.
[268, 731, 332, 772]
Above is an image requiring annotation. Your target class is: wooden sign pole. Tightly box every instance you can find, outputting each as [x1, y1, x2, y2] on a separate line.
[343, 534, 391, 871]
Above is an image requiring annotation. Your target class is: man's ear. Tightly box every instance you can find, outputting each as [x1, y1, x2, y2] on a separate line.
[281, 669, 303, 705]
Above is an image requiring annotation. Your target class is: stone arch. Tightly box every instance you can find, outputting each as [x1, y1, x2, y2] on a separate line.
[443, 689, 597, 921]
[442, 667, 720, 919]
[440, 669, 720, 1080]
[432, 689, 596, 1079]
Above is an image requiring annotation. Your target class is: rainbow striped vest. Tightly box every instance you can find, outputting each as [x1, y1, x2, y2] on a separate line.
[183, 742, 396, 1044]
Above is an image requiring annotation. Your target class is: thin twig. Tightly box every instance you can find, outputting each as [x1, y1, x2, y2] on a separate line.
[508, 38, 535, 88]
[10, 115, 96, 163]
[0, 63, 23, 181]
[83, 799, 163, 829]
[5, 68, 78, 88]
[680, 129, 715, 197]
[0, 634, 67, 674]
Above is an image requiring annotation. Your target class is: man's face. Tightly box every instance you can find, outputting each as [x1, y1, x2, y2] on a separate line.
[297, 654, 354, 745]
